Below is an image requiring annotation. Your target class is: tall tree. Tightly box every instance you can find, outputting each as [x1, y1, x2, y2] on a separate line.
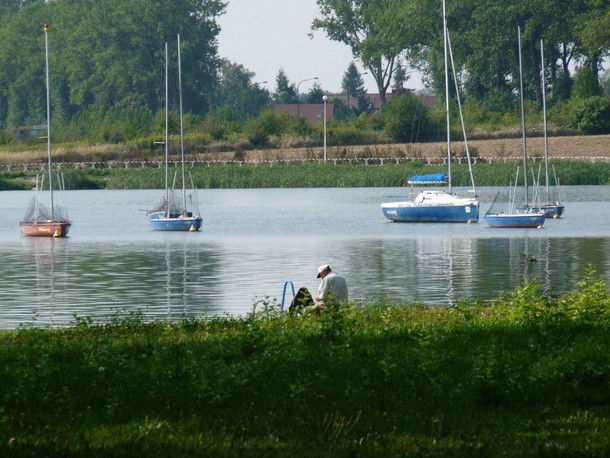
[313, 0, 411, 107]
[341, 61, 369, 115]
[0, 0, 226, 129]
[392, 59, 408, 91]
[212, 60, 271, 121]
[306, 81, 325, 103]
[273, 69, 298, 104]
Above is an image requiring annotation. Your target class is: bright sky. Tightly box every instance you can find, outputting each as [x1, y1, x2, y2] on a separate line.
[216, 0, 422, 94]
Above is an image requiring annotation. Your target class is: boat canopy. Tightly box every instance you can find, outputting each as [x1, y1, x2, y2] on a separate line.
[407, 173, 449, 184]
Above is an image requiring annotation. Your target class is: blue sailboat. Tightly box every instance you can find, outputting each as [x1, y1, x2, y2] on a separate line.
[381, 1, 478, 223]
[148, 36, 202, 232]
[485, 27, 545, 229]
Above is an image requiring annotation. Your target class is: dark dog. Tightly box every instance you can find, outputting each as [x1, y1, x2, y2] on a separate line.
[289, 287, 314, 315]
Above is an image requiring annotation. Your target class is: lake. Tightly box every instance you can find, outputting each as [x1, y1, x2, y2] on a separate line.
[0, 186, 608, 328]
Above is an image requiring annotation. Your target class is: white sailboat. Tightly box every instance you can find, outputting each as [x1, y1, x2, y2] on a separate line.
[381, 0, 478, 223]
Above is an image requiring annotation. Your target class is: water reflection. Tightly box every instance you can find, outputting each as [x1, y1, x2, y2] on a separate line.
[0, 187, 608, 327]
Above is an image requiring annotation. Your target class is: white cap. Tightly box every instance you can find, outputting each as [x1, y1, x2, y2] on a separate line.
[317, 264, 331, 278]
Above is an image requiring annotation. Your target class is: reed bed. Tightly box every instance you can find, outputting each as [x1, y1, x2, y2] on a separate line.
[52, 160, 610, 190]
[0, 272, 608, 456]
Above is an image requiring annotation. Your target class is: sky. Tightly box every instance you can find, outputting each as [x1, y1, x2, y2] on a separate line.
[216, 0, 423, 95]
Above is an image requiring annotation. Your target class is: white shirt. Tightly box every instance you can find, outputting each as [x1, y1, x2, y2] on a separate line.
[317, 272, 348, 304]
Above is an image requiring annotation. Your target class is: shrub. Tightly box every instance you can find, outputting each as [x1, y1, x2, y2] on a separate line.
[571, 96, 610, 134]
[382, 94, 433, 142]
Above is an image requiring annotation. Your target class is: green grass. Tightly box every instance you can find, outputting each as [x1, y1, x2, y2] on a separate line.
[6, 160, 608, 190]
[0, 271, 608, 456]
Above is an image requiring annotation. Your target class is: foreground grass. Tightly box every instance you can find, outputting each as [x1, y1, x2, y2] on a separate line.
[0, 273, 608, 456]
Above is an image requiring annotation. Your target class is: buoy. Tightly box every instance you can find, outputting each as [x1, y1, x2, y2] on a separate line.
[189, 225, 197, 232]
[553, 214, 559, 219]
[537, 225, 543, 229]
[53, 229, 61, 237]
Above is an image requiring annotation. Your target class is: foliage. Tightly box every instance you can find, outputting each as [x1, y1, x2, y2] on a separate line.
[244, 109, 290, 147]
[572, 66, 603, 99]
[211, 60, 272, 121]
[381, 94, 434, 142]
[313, 0, 410, 106]
[570, 96, 610, 134]
[341, 61, 370, 117]
[306, 81, 325, 104]
[7, 159, 607, 191]
[0, 273, 608, 455]
[273, 69, 298, 104]
[54, 106, 155, 144]
[0, 0, 225, 129]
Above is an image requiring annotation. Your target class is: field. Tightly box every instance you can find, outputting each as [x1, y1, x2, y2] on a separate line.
[240, 134, 610, 163]
[0, 134, 608, 166]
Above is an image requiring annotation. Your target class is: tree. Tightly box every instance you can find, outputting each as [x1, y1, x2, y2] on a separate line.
[0, 0, 226, 129]
[306, 81, 325, 104]
[212, 60, 271, 121]
[313, 0, 411, 107]
[392, 59, 409, 91]
[273, 69, 298, 104]
[341, 61, 369, 116]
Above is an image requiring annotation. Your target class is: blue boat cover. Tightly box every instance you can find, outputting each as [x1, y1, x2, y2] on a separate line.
[408, 173, 448, 183]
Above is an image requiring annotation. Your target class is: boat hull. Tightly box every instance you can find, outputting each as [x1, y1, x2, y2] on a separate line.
[539, 204, 564, 219]
[484, 213, 545, 228]
[518, 204, 565, 219]
[381, 191, 479, 223]
[148, 213, 202, 232]
[20, 221, 71, 237]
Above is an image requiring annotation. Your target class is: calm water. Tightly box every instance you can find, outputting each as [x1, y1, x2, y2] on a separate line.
[0, 186, 608, 328]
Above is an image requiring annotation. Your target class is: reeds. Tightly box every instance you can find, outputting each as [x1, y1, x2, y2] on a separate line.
[67, 160, 610, 190]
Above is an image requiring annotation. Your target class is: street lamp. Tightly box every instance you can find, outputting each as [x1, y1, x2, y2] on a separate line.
[296, 76, 319, 116]
[323, 95, 328, 162]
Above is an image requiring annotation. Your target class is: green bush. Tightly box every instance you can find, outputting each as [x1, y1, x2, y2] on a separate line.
[571, 96, 610, 134]
[382, 94, 434, 142]
[245, 109, 290, 147]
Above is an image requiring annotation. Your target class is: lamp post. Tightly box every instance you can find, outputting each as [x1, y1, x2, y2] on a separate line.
[322, 95, 328, 162]
[296, 76, 318, 116]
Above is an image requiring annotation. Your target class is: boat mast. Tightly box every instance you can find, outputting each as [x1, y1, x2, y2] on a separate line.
[164, 42, 170, 217]
[447, 29, 477, 196]
[44, 23, 54, 220]
[517, 26, 529, 205]
[540, 39, 550, 202]
[177, 34, 187, 215]
[442, 0, 451, 194]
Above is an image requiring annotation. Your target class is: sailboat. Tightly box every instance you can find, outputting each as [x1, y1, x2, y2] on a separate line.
[484, 26, 545, 229]
[530, 39, 565, 219]
[20, 23, 71, 238]
[381, 0, 478, 223]
[147, 35, 202, 232]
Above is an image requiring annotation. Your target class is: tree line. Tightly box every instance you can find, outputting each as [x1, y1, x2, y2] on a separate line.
[0, 0, 608, 147]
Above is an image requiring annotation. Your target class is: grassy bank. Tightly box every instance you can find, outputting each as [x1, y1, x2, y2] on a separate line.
[0, 272, 608, 456]
[2, 160, 609, 191]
